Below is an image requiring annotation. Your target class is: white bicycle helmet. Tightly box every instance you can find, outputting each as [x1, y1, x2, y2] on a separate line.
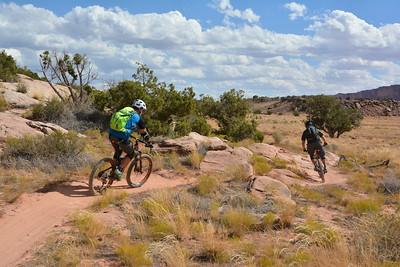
[133, 99, 147, 111]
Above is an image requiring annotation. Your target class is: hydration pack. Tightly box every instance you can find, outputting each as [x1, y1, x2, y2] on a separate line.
[307, 125, 320, 142]
[110, 107, 136, 132]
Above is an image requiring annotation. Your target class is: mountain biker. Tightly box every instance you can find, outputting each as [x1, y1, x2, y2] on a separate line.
[109, 99, 150, 180]
[301, 120, 328, 173]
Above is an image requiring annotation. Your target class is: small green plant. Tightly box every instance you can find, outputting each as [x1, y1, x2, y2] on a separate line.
[116, 242, 152, 266]
[294, 220, 339, 248]
[196, 175, 219, 196]
[16, 82, 28, 93]
[187, 151, 203, 169]
[221, 209, 258, 236]
[165, 152, 185, 173]
[251, 155, 272, 175]
[293, 110, 300, 116]
[262, 212, 277, 230]
[0, 94, 8, 111]
[91, 190, 128, 211]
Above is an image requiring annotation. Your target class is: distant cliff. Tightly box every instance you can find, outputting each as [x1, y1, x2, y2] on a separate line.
[336, 85, 400, 100]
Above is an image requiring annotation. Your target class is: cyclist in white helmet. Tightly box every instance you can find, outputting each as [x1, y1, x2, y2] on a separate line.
[108, 99, 150, 180]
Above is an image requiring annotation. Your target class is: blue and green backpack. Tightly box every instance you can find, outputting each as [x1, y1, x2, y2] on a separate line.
[110, 107, 136, 133]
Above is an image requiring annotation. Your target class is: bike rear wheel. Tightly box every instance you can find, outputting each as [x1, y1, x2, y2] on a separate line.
[126, 154, 153, 188]
[315, 158, 325, 182]
[89, 158, 115, 195]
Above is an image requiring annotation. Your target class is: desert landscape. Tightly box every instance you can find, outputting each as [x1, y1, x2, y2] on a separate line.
[1, 1, 400, 266]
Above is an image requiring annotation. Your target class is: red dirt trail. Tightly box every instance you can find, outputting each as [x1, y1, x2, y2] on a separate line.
[0, 173, 192, 267]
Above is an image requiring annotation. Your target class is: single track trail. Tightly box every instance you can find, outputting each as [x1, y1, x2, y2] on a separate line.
[0, 173, 192, 267]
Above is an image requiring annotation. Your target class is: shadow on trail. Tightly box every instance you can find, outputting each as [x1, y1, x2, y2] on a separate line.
[37, 181, 92, 198]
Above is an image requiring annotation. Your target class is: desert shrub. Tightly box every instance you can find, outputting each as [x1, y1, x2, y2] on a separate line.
[294, 220, 339, 248]
[148, 235, 188, 267]
[293, 110, 300, 116]
[251, 155, 272, 175]
[190, 115, 211, 136]
[352, 214, 400, 262]
[17, 66, 43, 80]
[196, 175, 219, 196]
[31, 98, 65, 122]
[378, 173, 400, 194]
[16, 82, 28, 93]
[31, 98, 109, 132]
[1, 131, 87, 172]
[0, 94, 8, 111]
[116, 242, 152, 266]
[225, 164, 250, 182]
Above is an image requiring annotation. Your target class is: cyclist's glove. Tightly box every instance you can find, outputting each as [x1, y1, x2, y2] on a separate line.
[303, 149, 307, 152]
[141, 132, 150, 142]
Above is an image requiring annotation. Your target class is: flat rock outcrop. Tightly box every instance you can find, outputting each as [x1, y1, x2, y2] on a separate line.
[0, 112, 69, 140]
[156, 132, 231, 154]
[2, 90, 39, 108]
[200, 148, 253, 179]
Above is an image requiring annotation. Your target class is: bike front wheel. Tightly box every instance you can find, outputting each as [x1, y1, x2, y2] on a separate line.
[126, 154, 153, 188]
[89, 158, 114, 195]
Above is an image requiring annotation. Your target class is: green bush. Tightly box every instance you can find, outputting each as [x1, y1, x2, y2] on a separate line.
[190, 116, 211, 136]
[0, 50, 18, 82]
[1, 131, 87, 172]
[307, 95, 363, 138]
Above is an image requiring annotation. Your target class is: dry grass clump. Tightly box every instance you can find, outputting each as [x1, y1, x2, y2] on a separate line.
[91, 190, 129, 211]
[0, 93, 8, 111]
[250, 155, 272, 175]
[164, 152, 185, 173]
[221, 208, 258, 237]
[271, 156, 288, 169]
[196, 174, 219, 196]
[71, 211, 106, 248]
[293, 220, 339, 249]
[129, 190, 196, 241]
[352, 214, 400, 263]
[225, 164, 250, 182]
[347, 172, 376, 193]
[116, 241, 152, 266]
[148, 235, 188, 267]
[16, 82, 28, 93]
[346, 197, 383, 216]
[186, 151, 203, 169]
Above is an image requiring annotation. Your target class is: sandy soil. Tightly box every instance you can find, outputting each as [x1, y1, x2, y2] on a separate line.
[0, 173, 193, 267]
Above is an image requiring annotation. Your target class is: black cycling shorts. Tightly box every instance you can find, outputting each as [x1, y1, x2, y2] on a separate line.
[307, 142, 325, 160]
[109, 136, 136, 161]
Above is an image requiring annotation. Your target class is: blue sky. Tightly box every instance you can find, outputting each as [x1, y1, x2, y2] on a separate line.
[1, 0, 400, 96]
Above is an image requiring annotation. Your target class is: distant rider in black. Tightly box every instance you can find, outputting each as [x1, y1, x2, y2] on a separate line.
[301, 120, 328, 173]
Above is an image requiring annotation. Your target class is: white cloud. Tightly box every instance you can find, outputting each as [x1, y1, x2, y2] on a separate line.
[284, 2, 307, 20]
[213, 0, 260, 25]
[0, 3, 399, 96]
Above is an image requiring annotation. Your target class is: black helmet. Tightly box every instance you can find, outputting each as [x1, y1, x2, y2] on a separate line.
[305, 120, 313, 127]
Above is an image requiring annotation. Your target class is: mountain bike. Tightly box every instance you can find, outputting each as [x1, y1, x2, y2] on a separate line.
[88, 136, 153, 195]
[313, 147, 325, 183]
